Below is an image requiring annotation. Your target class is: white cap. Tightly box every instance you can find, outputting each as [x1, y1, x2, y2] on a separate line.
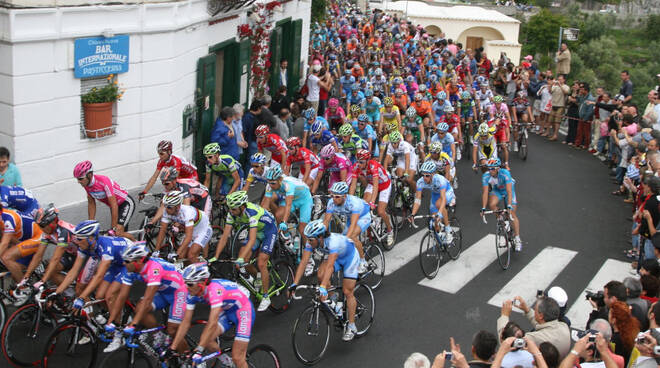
[547, 286, 568, 307]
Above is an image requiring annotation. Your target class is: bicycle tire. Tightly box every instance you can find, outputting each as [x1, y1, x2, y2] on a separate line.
[495, 223, 511, 270]
[246, 344, 282, 368]
[268, 260, 294, 313]
[97, 346, 155, 368]
[519, 132, 528, 161]
[0, 301, 6, 336]
[1, 303, 56, 367]
[291, 304, 331, 366]
[229, 225, 250, 260]
[419, 232, 441, 279]
[40, 321, 97, 368]
[361, 243, 385, 290]
[445, 216, 463, 260]
[354, 283, 375, 336]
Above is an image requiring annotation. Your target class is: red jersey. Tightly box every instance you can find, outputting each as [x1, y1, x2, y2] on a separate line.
[351, 160, 390, 191]
[287, 148, 320, 175]
[157, 154, 198, 180]
[258, 134, 289, 164]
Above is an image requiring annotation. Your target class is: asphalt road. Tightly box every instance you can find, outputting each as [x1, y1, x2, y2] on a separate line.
[0, 133, 633, 368]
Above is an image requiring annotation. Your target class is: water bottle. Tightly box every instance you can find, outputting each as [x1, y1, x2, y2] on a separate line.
[254, 272, 262, 290]
[281, 231, 293, 251]
[504, 220, 511, 232]
[325, 293, 338, 312]
[293, 235, 301, 252]
[240, 268, 254, 285]
[373, 216, 382, 232]
[335, 301, 344, 315]
[219, 353, 235, 367]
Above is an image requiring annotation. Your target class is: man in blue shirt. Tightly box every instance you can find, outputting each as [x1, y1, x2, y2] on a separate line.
[480, 158, 522, 251]
[241, 100, 263, 170]
[211, 107, 240, 161]
[0, 147, 22, 187]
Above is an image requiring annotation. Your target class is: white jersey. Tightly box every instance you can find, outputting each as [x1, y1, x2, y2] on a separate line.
[162, 204, 208, 228]
[475, 89, 494, 111]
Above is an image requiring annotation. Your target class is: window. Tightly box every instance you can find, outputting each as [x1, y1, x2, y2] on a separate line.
[80, 77, 117, 140]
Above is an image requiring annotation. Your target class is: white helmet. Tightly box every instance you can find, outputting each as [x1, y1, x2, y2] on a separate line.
[182, 263, 211, 283]
[122, 243, 149, 262]
[163, 190, 185, 207]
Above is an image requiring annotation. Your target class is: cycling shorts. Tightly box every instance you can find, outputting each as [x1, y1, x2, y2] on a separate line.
[294, 194, 313, 224]
[60, 252, 76, 272]
[494, 129, 508, 143]
[247, 218, 277, 256]
[334, 245, 360, 280]
[490, 188, 517, 206]
[78, 257, 100, 285]
[151, 288, 187, 324]
[191, 224, 212, 248]
[366, 112, 380, 123]
[396, 154, 418, 172]
[103, 264, 125, 283]
[220, 177, 245, 196]
[218, 304, 254, 342]
[461, 110, 474, 119]
[298, 167, 319, 182]
[117, 195, 136, 229]
[343, 212, 371, 235]
[16, 254, 33, 266]
[429, 192, 456, 216]
[17, 238, 41, 257]
[477, 146, 497, 161]
[365, 182, 391, 203]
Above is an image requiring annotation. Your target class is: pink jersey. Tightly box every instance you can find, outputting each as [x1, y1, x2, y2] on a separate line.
[156, 154, 198, 179]
[84, 174, 128, 206]
[258, 134, 289, 164]
[319, 152, 352, 182]
[489, 103, 510, 120]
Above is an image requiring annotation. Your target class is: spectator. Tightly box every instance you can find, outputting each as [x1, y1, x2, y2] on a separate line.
[575, 83, 596, 150]
[539, 342, 560, 368]
[564, 82, 581, 145]
[559, 324, 620, 368]
[555, 43, 571, 78]
[0, 147, 22, 186]
[210, 107, 240, 161]
[271, 85, 290, 120]
[648, 301, 660, 328]
[548, 75, 570, 141]
[232, 103, 248, 163]
[318, 67, 334, 116]
[257, 95, 280, 136]
[547, 286, 571, 326]
[492, 336, 548, 368]
[609, 301, 640, 366]
[634, 177, 660, 259]
[499, 321, 535, 368]
[640, 274, 659, 302]
[469, 330, 499, 368]
[537, 75, 553, 137]
[625, 277, 650, 316]
[618, 71, 633, 106]
[642, 90, 658, 126]
[306, 63, 331, 112]
[279, 58, 288, 87]
[404, 352, 430, 368]
[589, 319, 626, 368]
[242, 99, 263, 168]
[630, 328, 660, 368]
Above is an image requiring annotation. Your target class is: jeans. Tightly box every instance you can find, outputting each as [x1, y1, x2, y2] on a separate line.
[615, 166, 626, 185]
[643, 238, 655, 260]
[574, 119, 591, 148]
[597, 136, 607, 153]
[632, 222, 640, 251]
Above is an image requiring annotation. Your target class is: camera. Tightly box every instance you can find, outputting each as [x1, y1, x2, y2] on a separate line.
[537, 290, 544, 298]
[589, 334, 596, 343]
[512, 338, 526, 349]
[585, 290, 605, 307]
[636, 332, 648, 344]
[445, 352, 453, 360]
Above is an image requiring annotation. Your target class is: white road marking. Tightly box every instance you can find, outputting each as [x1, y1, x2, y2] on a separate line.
[565, 259, 633, 330]
[384, 229, 427, 276]
[487, 246, 577, 309]
[418, 234, 496, 293]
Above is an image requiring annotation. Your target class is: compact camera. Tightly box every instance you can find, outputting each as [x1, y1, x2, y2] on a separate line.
[512, 338, 526, 349]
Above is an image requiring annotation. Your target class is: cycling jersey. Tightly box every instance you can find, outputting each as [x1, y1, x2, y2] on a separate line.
[512, 97, 530, 113]
[475, 89, 494, 110]
[362, 97, 382, 122]
[304, 233, 360, 279]
[327, 194, 370, 218]
[325, 107, 346, 130]
[1, 208, 42, 259]
[430, 133, 456, 158]
[386, 141, 418, 170]
[346, 91, 365, 107]
[473, 133, 498, 160]
[83, 174, 128, 206]
[40, 220, 77, 270]
[351, 160, 391, 191]
[266, 176, 313, 223]
[206, 155, 244, 179]
[310, 130, 339, 149]
[482, 169, 517, 205]
[186, 279, 254, 341]
[459, 99, 476, 118]
[225, 202, 276, 254]
[352, 121, 378, 157]
[416, 173, 456, 215]
[340, 76, 356, 95]
[432, 100, 451, 122]
[157, 154, 198, 180]
[319, 152, 353, 187]
[340, 134, 368, 161]
[412, 100, 431, 117]
[286, 148, 320, 175]
[77, 235, 130, 283]
[489, 103, 510, 120]
[0, 186, 39, 218]
[380, 106, 401, 133]
[174, 179, 210, 217]
[304, 117, 330, 132]
[258, 134, 289, 165]
[162, 204, 212, 248]
[245, 168, 268, 186]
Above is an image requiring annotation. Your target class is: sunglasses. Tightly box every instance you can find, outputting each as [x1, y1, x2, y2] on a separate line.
[332, 194, 344, 199]
[76, 177, 86, 181]
[74, 236, 87, 241]
[267, 181, 278, 185]
[205, 155, 215, 160]
[358, 160, 367, 164]
[165, 205, 178, 209]
[251, 164, 263, 169]
[324, 157, 333, 161]
[423, 174, 432, 178]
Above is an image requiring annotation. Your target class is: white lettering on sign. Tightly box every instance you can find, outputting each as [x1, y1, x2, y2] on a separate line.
[96, 45, 112, 53]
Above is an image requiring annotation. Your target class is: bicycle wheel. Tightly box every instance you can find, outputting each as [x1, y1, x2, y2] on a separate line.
[41, 322, 97, 368]
[229, 225, 250, 260]
[518, 132, 528, 160]
[419, 232, 441, 279]
[2, 303, 56, 367]
[361, 243, 385, 290]
[246, 344, 281, 368]
[98, 346, 154, 368]
[353, 283, 375, 337]
[378, 216, 395, 252]
[388, 213, 399, 246]
[0, 301, 6, 335]
[495, 223, 511, 270]
[268, 260, 294, 313]
[291, 305, 331, 365]
[444, 216, 463, 260]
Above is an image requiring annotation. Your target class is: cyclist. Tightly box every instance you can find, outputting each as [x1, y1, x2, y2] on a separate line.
[255, 125, 289, 168]
[168, 263, 253, 368]
[442, 105, 462, 148]
[346, 104, 363, 122]
[285, 137, 320, 187]
[262, 166, 312, 251]
[432, 91, 451, 126]
[411, 93, 434, 139]
[350, 149, 394, 246]
[402, 106, 426, 160]
[472, 123, 498, 170]
[103, 244, 187, 353]
[147, 168, 211, 230]
[383, 131, 418, 194]
[346, 84, 365, 113]
[290, 220, 360, 341]
[311, 144, 352, 194]
[139, 140, 198, 200]
[155, 191, 212, 263]
[203, 143, 244, 197]
[352, 113, 378, 159]
[458, 90, 478, 139]
[242, 153, 269, 190]
[511, 90, 533, 152]
[426, 142, 456, 186]
[475, 82, 494, 113]
[362, 89, 382, 124]
[324, 98, 346, 132]
[481, 158, 522, 251]
[431, 122, 457, 161]
[409, 161, 456, 244]
[340, 70, 356, 101]
[302, 108, 330, 148]
[309, 118, 341, 155]
[73, 160, 136, 241]
[212, 191, 277, 312]
[392, 87, 409, 112]
[378, 97, 403, 145]
[337, 123, 367, 163]
[0, 185, 39, 218]
[488, 95, 512, 167]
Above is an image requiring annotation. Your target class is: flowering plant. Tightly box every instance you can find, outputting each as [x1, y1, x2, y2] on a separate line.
[81, 74, 125, 104]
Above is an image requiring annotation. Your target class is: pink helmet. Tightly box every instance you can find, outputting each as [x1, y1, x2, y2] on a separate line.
[328, 98, 339, 108]
[73, 160, 93, 178]
[319, 144, 336, 158]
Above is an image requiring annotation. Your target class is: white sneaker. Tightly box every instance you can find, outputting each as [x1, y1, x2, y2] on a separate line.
[358, 259, 368, 274]
[12, 288, 30, 307]
[257, 296, 271, 312]
[103, 331, 123, 353]
[456, 149, 462, 161]
[304, 258, 315, 276]
[342, 324, 357, 341]
[94, 314, 108, 325]
[386, 230, 394, 246]
[514, 237, 522, 252]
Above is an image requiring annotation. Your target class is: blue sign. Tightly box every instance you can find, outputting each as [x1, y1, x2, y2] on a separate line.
[74, 35, 129, 78]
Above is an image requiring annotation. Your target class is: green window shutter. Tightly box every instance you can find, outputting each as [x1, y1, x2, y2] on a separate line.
[290, 19, 303, 95]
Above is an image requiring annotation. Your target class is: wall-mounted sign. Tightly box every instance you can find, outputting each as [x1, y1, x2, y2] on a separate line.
[74, 35, 129, 78]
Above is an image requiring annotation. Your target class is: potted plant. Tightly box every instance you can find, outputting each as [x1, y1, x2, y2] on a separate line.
[81, 74, 124, 138]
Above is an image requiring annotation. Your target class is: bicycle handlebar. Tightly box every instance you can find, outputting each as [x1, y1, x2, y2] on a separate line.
[292, 285, 318, 300]
[480, 209, 509, 224]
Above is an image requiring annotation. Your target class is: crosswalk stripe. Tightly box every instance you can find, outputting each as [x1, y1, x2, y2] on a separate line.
[418, 234, 496, 293]
[565, 259, 632, 330]
[384, 229, 427, 276]
[487, 246, 577, 309]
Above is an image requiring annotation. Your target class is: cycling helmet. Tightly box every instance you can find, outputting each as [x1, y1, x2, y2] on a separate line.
[357, 113, 369, 123]
[480, 82, 489, 88]
[203, 142, 221, 155]
[477, 123, 490, 136]
[330, 181, 349, 195]
[429, 142, 442, 154]
[393, 77, 403, 85]
[286, 136, 301, 149]
[359, 77, 367, 84]
[35, 204, 59, 228]
[486, 158, 501, 168]
[436, 91, 447, 100]
[364, 89, 374, 97]
[461, 91, 471, 99]
[350, 105, 361, 116]
[157, 140, 173, 152]
[517, 90, 528, 97]
[443, 105, 454, 113]
[429, 74, 438, 82]
[389, 131, 403, 143]
[476, 76, 487, 85]
[303, 108, 316, 120]
[319, 144, 336, 158]
[265, 165, 283, 181]
[182, 263, 211, 283]
[255, 125, 270, 137]
[414, 93, 423, 101]
[383, 97, 393, 107]
[406, 76, 415, 83]
[250, 152, 267, 165]
[493, 95, 504, 103]
[375, 68, 383, 76]
[73, 220, 100, 238]
[163, 190, 185, 207]
[356, 149, 371, 161]
[351, 84, 360, 92]
[159, 167, 179, 183]
[405, 107, 417, 119]
[122, 243, 149, 262]
[395, 88, 403, 95]
[303, 219, 327, 238]
[437, 122, 449, 132]
[338, 124, 354, 137]
[344, 69, 351, 75]
[420, 161, 437, 174]
[226, 190, 248, 209]
[328, 98, 339, 108]
[73, 160, 93, 178]
[418, 84, 427, 92]
[310, 120, 324, 135]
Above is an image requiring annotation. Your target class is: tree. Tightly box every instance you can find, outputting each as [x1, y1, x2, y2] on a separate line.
[311, 0, 326, 23]
[522, 9, 567, 56]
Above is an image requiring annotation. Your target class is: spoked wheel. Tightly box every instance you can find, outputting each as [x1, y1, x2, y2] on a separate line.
[246, 344, 282, 368]
[291, 305, 331, 366]
[495, 223, 511, 270]
[229, 225, 250, 260]
[2, 303, 56, 367]
[444, 216, 463, 260]
[97, 347, 154, 368]
[41, 322, 97, 368]
[268, 260, 294, 313]
[419, 232, 441, 279]
[361, 243, 385, 290]
[518, 132, 528, 160]
[353, 283, 375, 336]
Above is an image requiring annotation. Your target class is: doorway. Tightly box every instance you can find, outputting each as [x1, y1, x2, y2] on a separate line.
[466, 36, 484, 51]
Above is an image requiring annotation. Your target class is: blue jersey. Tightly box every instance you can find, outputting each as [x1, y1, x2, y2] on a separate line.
[0, 186, 39, 217]
[432, 100, 452, 122]
[78, 236, 130, 267]
[310, 130, 338, 148]
[304, 233, 356, 260]
[482, 169, 516, 193]
[304, 117, 330, 132]
[416, 174, 455, 203]
[265, 176, 311, 202]
[430, 133, 455, 158]
[362, 98, 382, 115]
[347, 91, 365, 106]
[340, 76, 356, 95]
[326, 195, 370, 217]
[121, 258, 184, 295]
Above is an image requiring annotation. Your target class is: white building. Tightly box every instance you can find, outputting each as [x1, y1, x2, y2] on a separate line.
[0, 0, 310, 207]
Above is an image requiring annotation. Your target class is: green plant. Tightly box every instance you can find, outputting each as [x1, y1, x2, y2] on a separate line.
[81, 74, 124, 104]
[311, 0, 326, 23]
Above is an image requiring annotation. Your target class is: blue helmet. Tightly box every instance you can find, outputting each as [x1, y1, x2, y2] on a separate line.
[437, 122, 449, 132]
[330, 181, 349, 195]
[436, 91, 447, 100]
[304, 219, 327, 238]
[264, 165, 283, 181]
[303, 108, 316, 120]
[250, 153, 267, 165]
[73, 220, 100, 238]
[310, 119, 324, 135]
[486, 158, 502, 168]
[358, 113, 369, 123]
[351, 84, 360, 92]
[420, 161, 437, 174]
[364, 89, 374, 97]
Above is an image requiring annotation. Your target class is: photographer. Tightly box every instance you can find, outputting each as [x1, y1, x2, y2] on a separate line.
[630, 328, 660, 368]
[430, 333, 497, 368]
[559, 331, 619, 368]
[497, 321, 535, 368]
[625, 277, 651, 319]
[492, 336, 548, 368]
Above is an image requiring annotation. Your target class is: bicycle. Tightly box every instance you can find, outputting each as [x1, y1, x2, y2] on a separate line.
[387, 173, 414, 235]
[512, 121, 529, 161]
[0, 271, 19, 332]
[410, 207, 463, 279]
[291, 284, 375, 365]
[482, 209, 515, 270]
[164, 344, 282, 368]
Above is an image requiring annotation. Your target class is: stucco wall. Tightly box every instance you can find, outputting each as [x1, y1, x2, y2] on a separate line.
[0, 0, 310, 208]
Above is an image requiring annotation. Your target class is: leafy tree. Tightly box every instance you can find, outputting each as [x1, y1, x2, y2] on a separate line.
[311, 0, 326, 23]
[647, 15, 660, 39]
[522, 9, 567, 56]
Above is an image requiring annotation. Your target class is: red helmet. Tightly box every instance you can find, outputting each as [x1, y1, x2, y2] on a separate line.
[356, 149, 371, 161]
[286, 136, 301, 149]
[255, 125, 270, 137]
[157, 140, 173, 152]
